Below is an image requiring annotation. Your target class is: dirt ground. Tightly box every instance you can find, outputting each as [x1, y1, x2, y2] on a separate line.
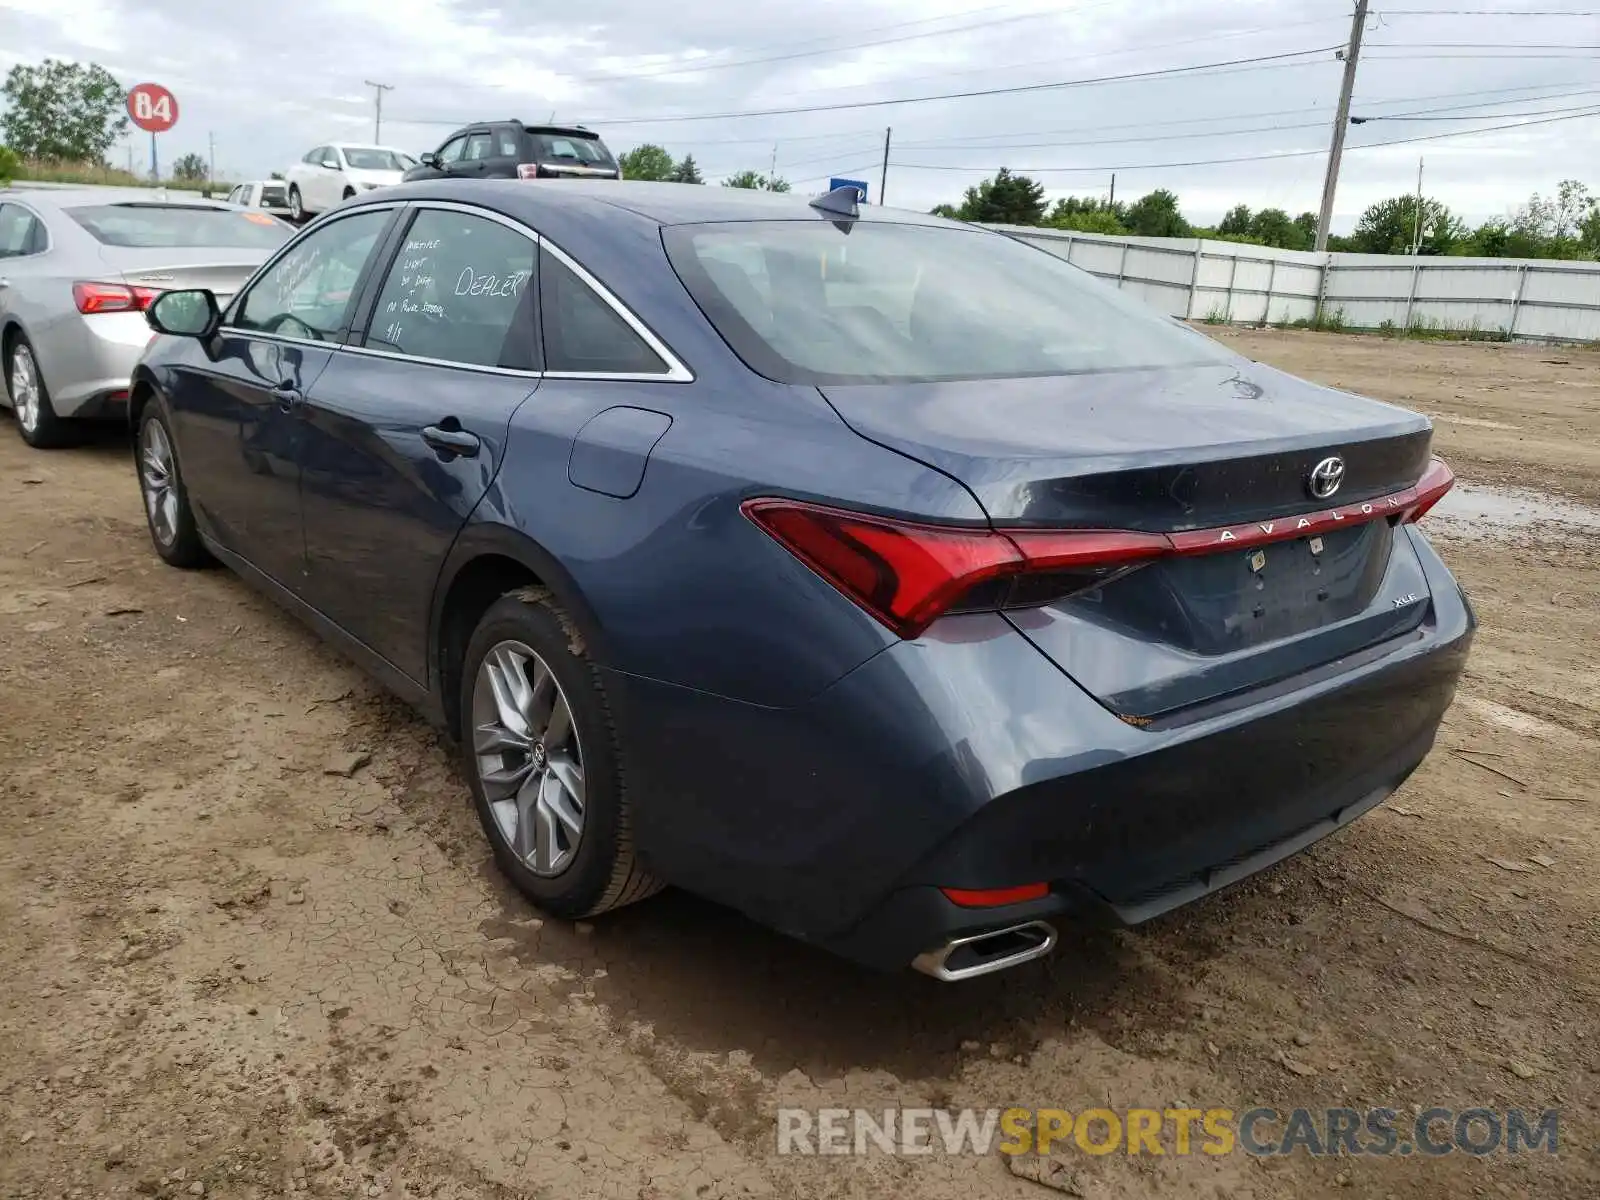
[0, 330, 1595, 1200]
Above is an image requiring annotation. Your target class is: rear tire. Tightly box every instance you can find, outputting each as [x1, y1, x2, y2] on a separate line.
[136, 403, 209, 568]
[6, 336, 71, 449]
[460, 589, 663, 919]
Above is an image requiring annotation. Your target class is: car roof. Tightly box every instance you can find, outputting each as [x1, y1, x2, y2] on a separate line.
[376, 178, 959, 229]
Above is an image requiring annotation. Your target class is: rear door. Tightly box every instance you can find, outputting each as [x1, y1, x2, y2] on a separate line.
[456, 130, 496, 178]
[165, 207, 397, 585]
[483, 124, 525, 179]
[295, 203, 541, 681]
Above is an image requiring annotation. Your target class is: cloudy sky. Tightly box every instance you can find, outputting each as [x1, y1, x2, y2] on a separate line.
[2, 0, 1597, 227]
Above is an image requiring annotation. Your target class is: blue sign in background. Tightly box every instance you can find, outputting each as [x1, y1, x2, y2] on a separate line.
[828, 178, 869, 203]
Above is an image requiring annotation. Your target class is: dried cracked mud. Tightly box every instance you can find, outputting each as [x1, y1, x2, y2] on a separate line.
[1, 330, 1596, 1199]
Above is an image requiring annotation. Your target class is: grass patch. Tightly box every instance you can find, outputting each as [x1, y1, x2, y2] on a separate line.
[1289, 307, 1348, 334]
[1378, 316, 1512, 343]
[5, 159, 237, 193]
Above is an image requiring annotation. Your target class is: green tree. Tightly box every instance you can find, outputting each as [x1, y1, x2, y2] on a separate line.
[1048, 207, 1127, 235]
[670, 154, 704, 184]
[722, 169, 790, 191]
[1123, 189, 1190, 237]
[952, 168, 1047, 225]
[1217, 204, 1252, 237]
[1351, 195, 1465, 255]
[1293, 211, 1317, 248]
[618, 143, 675, 182]
[0, 145, 18, 184]
[1248, 208, 1301, 250]
[0, 59, 127, 163]
[172, 152, 207, 181]
[269, 170, 285, 180]
[1045, 195, 1126, 233]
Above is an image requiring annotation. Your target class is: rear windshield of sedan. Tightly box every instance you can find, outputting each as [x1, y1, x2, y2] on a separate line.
[662, 220, 1229, 385]
[68, 204, 295, 249]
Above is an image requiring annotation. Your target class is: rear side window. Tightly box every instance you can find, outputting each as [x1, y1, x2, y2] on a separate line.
[497, 129, 521, 157]
[364, 209, 536, 370]
[0, 204, 43, 257]
[67, 204, 292, 249]
[464, 133, 494, 161]
[663, 221, 1229, 385]
[235, 210, 389, 340]
[539, 246, 665, 375]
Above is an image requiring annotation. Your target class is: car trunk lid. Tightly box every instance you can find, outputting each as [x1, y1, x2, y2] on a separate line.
[818, 363, 1442, 718]
[97, 247, 265, 305]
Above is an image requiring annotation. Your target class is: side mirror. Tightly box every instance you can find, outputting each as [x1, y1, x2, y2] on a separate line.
[420, 151, 440, 168]
[147, 289, 221, 339]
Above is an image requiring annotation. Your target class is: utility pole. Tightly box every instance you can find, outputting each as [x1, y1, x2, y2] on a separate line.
[879, 127, 891, 204]
[1314, 0, 1369, 252]
[364, 80, 395, 143]
[208, 131, 216, 187]
[1109, 173, 1116, 207]
[770, 142, 778, 186]
[1412, 156, 1425, 254]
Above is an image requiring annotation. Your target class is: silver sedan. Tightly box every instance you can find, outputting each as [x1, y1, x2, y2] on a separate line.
[0, 186, 293, 448]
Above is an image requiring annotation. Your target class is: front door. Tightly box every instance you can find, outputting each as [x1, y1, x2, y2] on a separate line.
[168, 206, 397, 588]
[297, 204, 541, 681]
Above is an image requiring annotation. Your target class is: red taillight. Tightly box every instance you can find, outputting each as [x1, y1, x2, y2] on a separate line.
[941, 883, 1050, 908]
[73, 281, 162, 315]
[744, 456, 1455, 640]
[516, 163, 541, 179]
[741, 499, 1022, 639]
[1398, 457, 1455, 523]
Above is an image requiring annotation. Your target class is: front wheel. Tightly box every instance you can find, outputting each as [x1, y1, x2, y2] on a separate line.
[137, 403, 209, 567]
[288, 185, 305, 221]
[460, 590, 662, 919]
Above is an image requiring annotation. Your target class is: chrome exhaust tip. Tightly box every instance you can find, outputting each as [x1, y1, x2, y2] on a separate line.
[911, 920, 1058, 982]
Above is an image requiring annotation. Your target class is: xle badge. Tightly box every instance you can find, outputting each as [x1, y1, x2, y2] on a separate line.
[1248, 550, 1267, 573]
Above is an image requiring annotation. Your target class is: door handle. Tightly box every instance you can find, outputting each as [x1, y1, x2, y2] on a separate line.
[271, 382, 302, 413]
[422, 424, 480, 458]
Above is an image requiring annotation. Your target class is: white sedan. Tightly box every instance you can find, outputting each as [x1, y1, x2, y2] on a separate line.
[283, 143, 416, 221]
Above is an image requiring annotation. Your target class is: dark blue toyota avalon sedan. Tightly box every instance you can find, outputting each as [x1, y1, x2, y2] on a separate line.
[129, 179, 1472, 980]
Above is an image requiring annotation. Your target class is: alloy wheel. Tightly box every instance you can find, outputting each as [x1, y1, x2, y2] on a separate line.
[140, 418, 179, 546]
[10, 345, 40, 433]
[472, 640, 586, 877]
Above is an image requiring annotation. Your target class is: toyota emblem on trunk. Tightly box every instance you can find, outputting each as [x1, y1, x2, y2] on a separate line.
[1308, 456, 1346, 500]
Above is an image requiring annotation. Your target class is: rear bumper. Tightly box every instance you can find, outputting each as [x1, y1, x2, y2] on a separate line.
[615, 527, 1473, 971]
[35, 312, 149, 416]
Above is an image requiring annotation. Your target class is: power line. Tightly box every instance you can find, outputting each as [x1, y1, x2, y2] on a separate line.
[1368, 41, 1600, 48]
[1378, 8, 1600, 13]
[888, 106, 1600, 173]
[1353, 101, 1600, 120]
[888, 95, 1600, 152]
[559, 9, 1066, 85]
[548, 45, 1346, 127]
[889, 80, 1599, 148]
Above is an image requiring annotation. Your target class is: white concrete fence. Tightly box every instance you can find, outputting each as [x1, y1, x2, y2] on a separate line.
[985, 225, 1600, 344]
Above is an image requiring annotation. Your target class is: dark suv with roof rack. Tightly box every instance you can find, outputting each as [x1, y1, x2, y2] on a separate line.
[402, 122, 621, 183]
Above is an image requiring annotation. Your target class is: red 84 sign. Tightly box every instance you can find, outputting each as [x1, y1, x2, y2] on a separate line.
[126, 83, 179, 133]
